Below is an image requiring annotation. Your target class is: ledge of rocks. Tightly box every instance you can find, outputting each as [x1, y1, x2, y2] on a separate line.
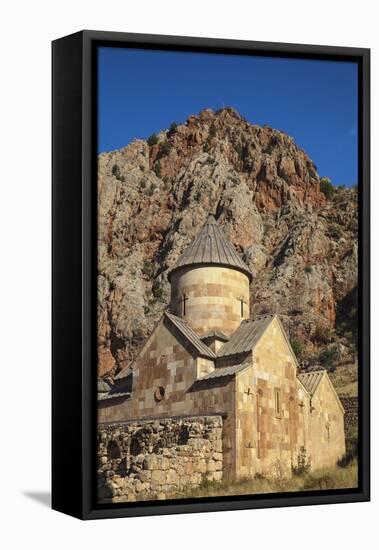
[97, 415, 223, 502]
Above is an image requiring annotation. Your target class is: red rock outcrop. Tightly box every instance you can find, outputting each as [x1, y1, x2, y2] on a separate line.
[97, 107, 358, 387]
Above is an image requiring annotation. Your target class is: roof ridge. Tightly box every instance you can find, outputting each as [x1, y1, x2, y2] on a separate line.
[217, 315, 273, 357]
[165, 311, 216, 359]
[167, 216, 253, 281]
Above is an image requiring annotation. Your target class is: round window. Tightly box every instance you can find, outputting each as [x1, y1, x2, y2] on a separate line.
[154, 386, 165, 402]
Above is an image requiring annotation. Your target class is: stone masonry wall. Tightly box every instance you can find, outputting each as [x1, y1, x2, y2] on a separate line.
[98, 415, 223, 503]
[340, 396, 358, 432]
[170, 266, 250, 337]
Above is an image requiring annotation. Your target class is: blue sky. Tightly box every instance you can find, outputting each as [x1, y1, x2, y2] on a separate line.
[98, 47, 358, 186]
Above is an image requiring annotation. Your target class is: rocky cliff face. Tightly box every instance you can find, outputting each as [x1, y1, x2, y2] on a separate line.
[97, 107, 358, 389]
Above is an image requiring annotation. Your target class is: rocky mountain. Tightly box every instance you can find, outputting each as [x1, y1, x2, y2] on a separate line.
[97, 107, 358, 395]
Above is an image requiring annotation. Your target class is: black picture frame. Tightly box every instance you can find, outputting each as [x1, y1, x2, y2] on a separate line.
[52, 30, 370, 520]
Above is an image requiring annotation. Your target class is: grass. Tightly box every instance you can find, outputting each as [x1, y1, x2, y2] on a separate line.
[170, 461, 358, 500]
[329, 362, 358, 396]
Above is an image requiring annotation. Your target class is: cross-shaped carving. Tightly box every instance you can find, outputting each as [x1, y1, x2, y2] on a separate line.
[325, 421, 331, 440]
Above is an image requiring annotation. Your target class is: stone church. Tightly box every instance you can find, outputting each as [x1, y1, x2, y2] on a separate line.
[98, 215, 345, 479]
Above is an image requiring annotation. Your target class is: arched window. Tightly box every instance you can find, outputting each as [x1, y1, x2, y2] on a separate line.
[180, 293, 188, 316]
[238, 296, 246, 317]
[256, 389, 263, 459]
[274, 388, 282, 418]
[107, 439, 121, 460]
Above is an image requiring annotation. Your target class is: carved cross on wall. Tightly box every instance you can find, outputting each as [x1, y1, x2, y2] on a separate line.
[325, 421, 331, 440]
[180, 293, 188, 316]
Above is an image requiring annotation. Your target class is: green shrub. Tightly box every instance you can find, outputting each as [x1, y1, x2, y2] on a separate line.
[142, 260, 155, 278]
[147, 182, 157, 196]
[158, 140, 171, 157]
[153, 161, 161, 178]
[208, 122, 216, 138]
[292, 446, 311, 476]
[204, 155, 215, 166]
[291, 339, 303, 358]
[203, 140, 211, 153]
[147, 133, 159, 146]
[152, 281, 165, 301]
[337, 423, 358, 468]
[312, 324, 332, 344]
[318, 345, 339, 370]
[112, 164, 124, 181]
[169, 121, 177, 133]
[112, 163, 120, 178]
[304, 265, 312, 274]
[329, 224, 343, 239]
[320, 177, 335, 200]
[303, 472, 334, 490]
[234, 143, 244, 161]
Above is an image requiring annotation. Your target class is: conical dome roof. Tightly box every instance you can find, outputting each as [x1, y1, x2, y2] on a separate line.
[168, 215, 253, 281]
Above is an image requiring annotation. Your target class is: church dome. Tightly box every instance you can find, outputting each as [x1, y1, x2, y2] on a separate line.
[168, 215, 253, 282]
[168, 215, 252, 337]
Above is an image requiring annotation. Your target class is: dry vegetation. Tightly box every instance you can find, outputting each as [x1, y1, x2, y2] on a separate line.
[170, 461, 358, 500]
[329, 363, 358, 397]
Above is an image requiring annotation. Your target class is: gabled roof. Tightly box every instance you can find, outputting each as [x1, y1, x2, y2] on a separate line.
[297, 370, 345, 413]
[97, 377, 132, 402]
[98, 389, 131, 402]
[168, 214, 253, 282]
[201, 330, 230, 343]
[217, 315, 274, 357]
[165, 311, 216, 359]
[97, 379, 112, 393]
[297, 371, 325, 396]
[114, 365, 133, 381]
[198, 362, 251, 380]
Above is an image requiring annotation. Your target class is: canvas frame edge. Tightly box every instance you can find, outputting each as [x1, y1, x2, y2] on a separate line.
[52, 30, 370, 520]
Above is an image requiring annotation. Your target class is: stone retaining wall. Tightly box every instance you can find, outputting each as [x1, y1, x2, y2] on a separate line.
[340, 396, 358, 431]
[97, 415, 223, 502]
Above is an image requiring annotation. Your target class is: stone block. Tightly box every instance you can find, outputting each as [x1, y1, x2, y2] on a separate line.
[143, 455, 157, 470]
[198, 459, 207, 474]
[151, 470, 166, 485]
[137, 470, 151, 483]
[167, 469, 179, 485]
[190, 473, 202, 485]
[206, 460, 216, 473]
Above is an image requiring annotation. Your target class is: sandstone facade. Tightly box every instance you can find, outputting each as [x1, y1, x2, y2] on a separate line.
[98, 216, 346, 502]
[170, 266, 250, 337]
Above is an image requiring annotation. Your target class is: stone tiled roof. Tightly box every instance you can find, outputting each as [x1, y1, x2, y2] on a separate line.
[198, 363, 251, 380]
[97, 379, 112, 393]
[217, 315, 274, 357]
[97, 389, 131, 402]
[114, 366, 133, 381]
[297, 371, 326, 396]
[168, 215, 253, 281]
[165, 312, 216, 359]
[200, 330, 230, 342]
[297, 370, 345, 413]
